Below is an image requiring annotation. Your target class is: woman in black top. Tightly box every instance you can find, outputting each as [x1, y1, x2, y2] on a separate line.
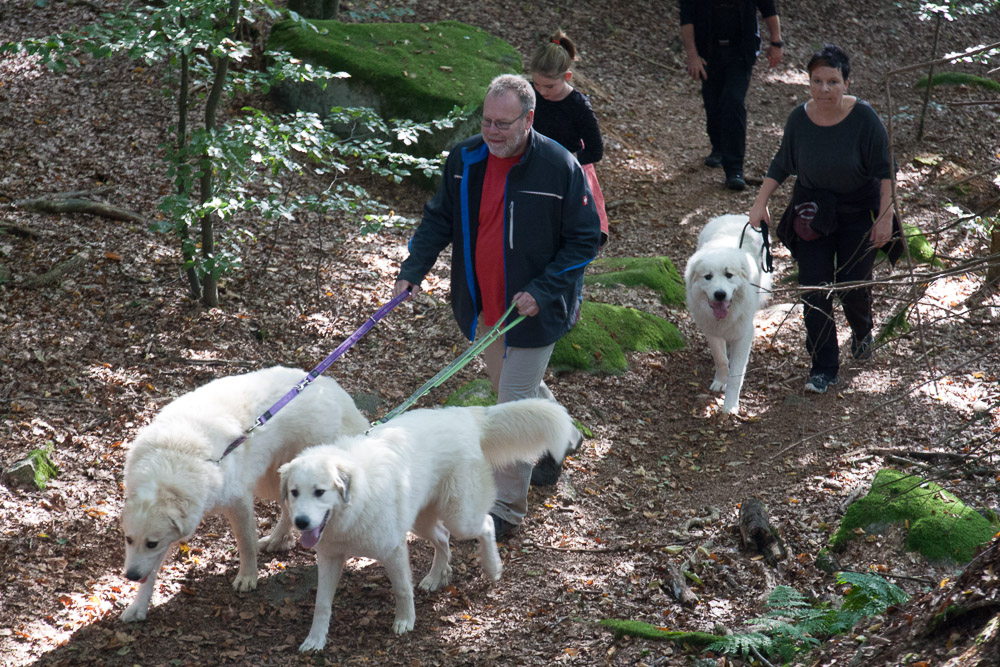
[749, 44, 894, 394]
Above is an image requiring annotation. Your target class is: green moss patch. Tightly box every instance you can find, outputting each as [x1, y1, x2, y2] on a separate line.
[585, 256, 686, 305]
[444, 379, 497, 407]
[268, 19, 520, 120]
[600, 619, 722, 648]
[550, 301, 685, 374]
[832, 468, 997, 563]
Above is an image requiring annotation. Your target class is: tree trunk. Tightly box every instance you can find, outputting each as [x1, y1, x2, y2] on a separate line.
[988, 222, 1000, 285]
[916, 12, 943, 141]
[197, 0, 240, 308]
[176, 17, 201, 301]
[288, 0, 340, 20]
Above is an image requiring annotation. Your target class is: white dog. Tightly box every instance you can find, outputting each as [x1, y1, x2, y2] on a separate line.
[685, 214, 773, 414]
[278, 398, 575, 651]
[119, 366, 368, 622]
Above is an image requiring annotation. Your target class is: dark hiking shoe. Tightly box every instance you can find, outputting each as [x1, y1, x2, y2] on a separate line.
[805, 373, 841, 394]
[704, 151, 723, 168]
[725, 173, 747, 191]
[491, 514, 519, 542]
[851, 333, 875, 361]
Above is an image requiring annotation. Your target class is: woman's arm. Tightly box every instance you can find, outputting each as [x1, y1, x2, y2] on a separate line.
[749, 177, 782, 229]
[870, 178, 893, 246]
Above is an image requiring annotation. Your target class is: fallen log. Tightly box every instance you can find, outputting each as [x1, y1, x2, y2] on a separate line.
[20, 251, 91, 288]
[14, 197, 147, 225]
[738, 497, 786, 564]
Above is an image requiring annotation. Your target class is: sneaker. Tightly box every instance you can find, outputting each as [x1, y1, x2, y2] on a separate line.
[851, 333, 874, 361]
[805, 373, 841, 394]
[725, 174, 747, 191]
[490, 513, 519, 542]
[530, 452, 562, 486]
[704, 151, 723, 168]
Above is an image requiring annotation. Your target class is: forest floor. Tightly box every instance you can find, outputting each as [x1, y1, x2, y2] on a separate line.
[2, 1, 1000, 665]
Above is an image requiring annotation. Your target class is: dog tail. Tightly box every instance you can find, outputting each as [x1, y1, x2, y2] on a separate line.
[474, 399, 576, 469]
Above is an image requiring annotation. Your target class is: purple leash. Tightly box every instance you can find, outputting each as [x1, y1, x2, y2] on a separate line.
[213, 289, 410, 462]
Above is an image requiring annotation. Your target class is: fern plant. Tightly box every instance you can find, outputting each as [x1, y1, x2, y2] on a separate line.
[708, 574, 909, 662]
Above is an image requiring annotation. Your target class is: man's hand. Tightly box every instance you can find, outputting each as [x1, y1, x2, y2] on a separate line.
[686, 53, 707, 81]
[511, 291, 539, 317]
[766, 44, 783, 68]
[393, 279, 419, 299]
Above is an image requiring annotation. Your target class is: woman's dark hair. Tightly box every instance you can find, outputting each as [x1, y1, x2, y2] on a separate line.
[807, 44, 851, 81]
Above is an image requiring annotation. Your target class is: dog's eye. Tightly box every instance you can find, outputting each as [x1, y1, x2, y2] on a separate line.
[146, 540, 158, 549]
[125, 536, 133, 545]
[704, 273, 713, 281]
[725, 271, 734, 279]
[313, 489, 325, 498]
[290, 489, 299, 498]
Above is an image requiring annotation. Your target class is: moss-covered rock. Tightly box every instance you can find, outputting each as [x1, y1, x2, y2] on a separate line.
[443, 378, 496, 407]
[600, 619, 722, 648]
[550, 301, 685, 374]
[268, 19, 519, 160]
[831, 468, 997, 563]
[585, 255, 686, 305]
[901, 222, 943, 267]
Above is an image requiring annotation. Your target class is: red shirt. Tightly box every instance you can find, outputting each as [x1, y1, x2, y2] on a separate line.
[476, 153, 521, 326]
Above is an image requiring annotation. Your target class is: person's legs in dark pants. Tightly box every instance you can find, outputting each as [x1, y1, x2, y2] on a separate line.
[833, 217, 878, 346]
[706, 47, 753, 179]
[796, 235, 839, 379]
[701, 67, 724, 160]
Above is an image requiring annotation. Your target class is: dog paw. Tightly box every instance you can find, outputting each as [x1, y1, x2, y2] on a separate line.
[393, 615, 415, 635]
[232, 571, 258, 592]
[721, 404, 740, 415]
[258, 532, 293, 553]
[120, 604, 147, 623]
[298, 633, 327, 652]
[710, 379, 727, 393]
[418, 566, 452, 592]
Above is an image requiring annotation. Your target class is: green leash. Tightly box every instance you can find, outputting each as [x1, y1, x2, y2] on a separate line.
[377, 303, 525, 425]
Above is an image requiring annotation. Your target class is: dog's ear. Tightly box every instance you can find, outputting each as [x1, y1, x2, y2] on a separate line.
[159, 485, 193, 538]
[331, 466, 352, 505]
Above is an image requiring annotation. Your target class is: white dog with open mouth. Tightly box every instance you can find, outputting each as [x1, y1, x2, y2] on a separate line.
[119, 366, 368, 622]
[685, 214, 773, 415]
[278, 398, 575, 651]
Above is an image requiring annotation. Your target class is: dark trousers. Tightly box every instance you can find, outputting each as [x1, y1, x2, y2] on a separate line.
[796, 213, 878, 377]
[701, 45, 753, 176]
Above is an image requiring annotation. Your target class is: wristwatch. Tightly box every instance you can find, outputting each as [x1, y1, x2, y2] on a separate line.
[770, 40, 784, 48]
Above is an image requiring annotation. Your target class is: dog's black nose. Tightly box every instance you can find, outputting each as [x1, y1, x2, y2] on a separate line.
[713, 290, 727, 302]
[295, 516, 311, 530]
[125, 569, 143, 582]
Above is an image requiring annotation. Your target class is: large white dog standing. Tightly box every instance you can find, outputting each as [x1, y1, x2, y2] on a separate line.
[685, 214, 773, 414]
[119, 366, 368, 622]
[278, 399, 576, 651]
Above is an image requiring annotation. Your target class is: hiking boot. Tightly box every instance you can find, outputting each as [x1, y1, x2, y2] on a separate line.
[530, 452, 562, 486]
[704, 151, 723, 168]
[851, 333, 874, 361]
[725, 173, 747, 191]
[805, 373, 841, 394]
[491, 513, 519, 542]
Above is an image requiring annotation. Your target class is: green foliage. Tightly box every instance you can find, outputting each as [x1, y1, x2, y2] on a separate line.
[709, 575, 908, 661]
[832, 468, 997, 562]
[3, 0, 470, 302]
[838, 571, 910, 622]
[916, 71, 1000, 91]
[29, 443, 60, 490]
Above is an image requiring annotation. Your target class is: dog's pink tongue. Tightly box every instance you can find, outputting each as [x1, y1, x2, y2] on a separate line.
[300, 528, 321, 549]
[711, 301, 730, 319]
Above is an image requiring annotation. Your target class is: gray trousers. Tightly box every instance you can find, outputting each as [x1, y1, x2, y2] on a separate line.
[482, 331, 563, 525]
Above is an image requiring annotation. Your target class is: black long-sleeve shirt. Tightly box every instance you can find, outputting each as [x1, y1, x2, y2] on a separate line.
[532, 89, 604, 166]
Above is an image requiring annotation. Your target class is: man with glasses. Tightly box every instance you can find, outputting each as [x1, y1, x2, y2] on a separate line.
[393, 74, 600, 541]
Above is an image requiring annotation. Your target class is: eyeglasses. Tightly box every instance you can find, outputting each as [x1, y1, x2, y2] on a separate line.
[481, 111, 526, 131]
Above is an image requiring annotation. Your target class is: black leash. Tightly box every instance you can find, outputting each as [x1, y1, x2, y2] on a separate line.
[738, 220, 773, 274]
